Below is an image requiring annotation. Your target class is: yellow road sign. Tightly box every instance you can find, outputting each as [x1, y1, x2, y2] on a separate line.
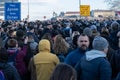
[80, 5, 90, 16]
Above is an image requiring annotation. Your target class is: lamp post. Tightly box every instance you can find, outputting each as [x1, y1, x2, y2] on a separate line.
[79, 0, 81, 18]
[79, 0, 81, 6]
[28, 0, 29, 21]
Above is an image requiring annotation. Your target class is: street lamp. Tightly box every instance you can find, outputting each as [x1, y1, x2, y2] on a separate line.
[79, 0, 81, 6]
[79, 0, 81, 17]
[28, 0, 29, 21]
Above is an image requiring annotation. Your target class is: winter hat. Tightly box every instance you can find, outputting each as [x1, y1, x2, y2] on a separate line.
[90, 25, 97, 30]
[83, 27, 92, 37]
[92, 36, 108, 50]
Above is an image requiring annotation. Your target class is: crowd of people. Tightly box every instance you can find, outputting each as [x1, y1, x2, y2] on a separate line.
[0, 18, 120, 80]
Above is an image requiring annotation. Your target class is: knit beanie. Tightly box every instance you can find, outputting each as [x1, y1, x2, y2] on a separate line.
[83, 27, 92, 37]
[92, 36, 108, 50]
[90, 25, 97, 30]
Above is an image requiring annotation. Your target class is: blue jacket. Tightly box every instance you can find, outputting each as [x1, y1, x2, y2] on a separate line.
[75, 50, 112, 80]
[0, 63, 21, 80]
[64, 48, 86, 67]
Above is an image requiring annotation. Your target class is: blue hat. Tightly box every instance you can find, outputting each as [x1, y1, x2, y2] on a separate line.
[92, 36, 108, 50]
[90, 25, 97, 30]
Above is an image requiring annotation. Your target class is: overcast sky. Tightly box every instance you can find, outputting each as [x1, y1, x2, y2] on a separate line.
[19, 0, 109, 20]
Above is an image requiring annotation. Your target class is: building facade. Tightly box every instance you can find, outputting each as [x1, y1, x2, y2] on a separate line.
[0, 0, 18, 19]
[63, 11, 80, 20]
[91, 10, 116, 18]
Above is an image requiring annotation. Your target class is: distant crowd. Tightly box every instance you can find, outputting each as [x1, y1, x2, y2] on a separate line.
[0, 18, 120, 80]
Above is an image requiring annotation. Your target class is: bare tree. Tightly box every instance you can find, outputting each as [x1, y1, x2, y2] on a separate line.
[105, 0, 120, 10]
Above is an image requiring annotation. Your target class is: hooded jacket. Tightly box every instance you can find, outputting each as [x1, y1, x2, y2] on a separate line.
[29, 39, 59, 80]
[75, 50, 112, 80]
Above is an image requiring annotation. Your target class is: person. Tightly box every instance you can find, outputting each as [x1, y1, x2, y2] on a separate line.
[0, 47, 21, 80]
[50, 63, 77, 80]
[2, 30, 15, 49]
[24, 35, 38, 80]
[75, 36, 112, 80]
[72, 35, 80, 50]
[41, 33, 54, 52]
[53, 34, 70, 62]
[83, 27, 93, 50]
[24, 35, 38, 68]
[28, 39, 60, 80]
[64, 33, 90, 67]
[109, 21, 120, 50]
[7, 38, 28, 80]
[110, 37, 120, 79]
[26, 25, 39, 43]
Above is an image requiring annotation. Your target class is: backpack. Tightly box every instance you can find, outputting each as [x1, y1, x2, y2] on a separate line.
[0, 70, 6, 80]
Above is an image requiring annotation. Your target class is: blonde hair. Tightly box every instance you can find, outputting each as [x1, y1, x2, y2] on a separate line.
[53, 35, 69, 55]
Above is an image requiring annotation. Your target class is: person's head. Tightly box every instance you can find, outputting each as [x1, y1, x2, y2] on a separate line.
[72, 31, 80, 40]
[111, 21, 120, 32]
[28, 34, 34, 42]
[16, 30, 25, 39]
[27, 35, 38, 50]
[53, 34, 69, 54]
[47, 24, 53, 29]
[50, 63, 77, 80]
[90, 25, 97, 31]
[8, 30, 14, 38]
[77, 33, 90, 50]
[28, 25, 34, 33]
[101, 27, 109, 35]
[0, 27, 3, 32]
[83, 27, 92, 37]
[42, 33, 52, 41]
[7, 39, 18, 48]
[39, 39, 50, 52]
[72, 35, 80, 49]
[42, 33, 53, 49]
[92, 36, 109, 53]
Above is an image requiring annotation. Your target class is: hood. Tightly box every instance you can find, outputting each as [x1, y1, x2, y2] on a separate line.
[86, 50, 106, 61]
[38, 39, 50, 52]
